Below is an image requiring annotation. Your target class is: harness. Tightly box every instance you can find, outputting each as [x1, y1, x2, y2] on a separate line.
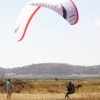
[67, 84, 75, 94]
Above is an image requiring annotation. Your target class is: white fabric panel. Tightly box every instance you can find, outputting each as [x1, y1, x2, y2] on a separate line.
[15, 0, 78, 41]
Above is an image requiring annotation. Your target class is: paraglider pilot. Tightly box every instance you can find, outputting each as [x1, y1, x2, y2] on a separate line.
[65, 81, 75, 99]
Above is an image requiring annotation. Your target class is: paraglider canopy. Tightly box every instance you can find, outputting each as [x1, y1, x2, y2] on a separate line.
[15, 0, 79, 41]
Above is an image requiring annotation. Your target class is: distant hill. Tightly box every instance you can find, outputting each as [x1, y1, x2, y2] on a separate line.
[0, 63, 100, 78]
[0, 67, 5, 77]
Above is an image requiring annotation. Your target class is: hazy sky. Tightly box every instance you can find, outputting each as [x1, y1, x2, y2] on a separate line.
[0, 0, 100, 68]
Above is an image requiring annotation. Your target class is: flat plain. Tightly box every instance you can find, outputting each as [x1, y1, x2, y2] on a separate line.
[0, 79, 100, 100]
[0, 92, 100, 100]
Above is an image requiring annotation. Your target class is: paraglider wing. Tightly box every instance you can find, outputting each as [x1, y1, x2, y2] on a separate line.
[15, 0, 79, 41]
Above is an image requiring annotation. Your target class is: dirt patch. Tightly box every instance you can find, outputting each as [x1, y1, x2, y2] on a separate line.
[0, 92, 100, 100]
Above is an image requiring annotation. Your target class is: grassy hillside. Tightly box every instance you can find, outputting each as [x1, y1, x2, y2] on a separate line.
[0, 63, 100, 78]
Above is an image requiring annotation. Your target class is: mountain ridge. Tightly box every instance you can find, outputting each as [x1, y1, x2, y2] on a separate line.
[0, 63, 100, 78]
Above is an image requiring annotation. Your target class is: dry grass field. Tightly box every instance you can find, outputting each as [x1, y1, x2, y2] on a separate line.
[0, 92, 100, 100]
[0, 79, 100, 100]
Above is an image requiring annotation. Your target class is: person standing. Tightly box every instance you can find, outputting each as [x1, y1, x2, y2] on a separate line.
[6, 79, 12, 100]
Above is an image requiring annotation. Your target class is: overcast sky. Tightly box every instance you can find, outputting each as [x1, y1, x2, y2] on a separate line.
[0, 0, 100, 68]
